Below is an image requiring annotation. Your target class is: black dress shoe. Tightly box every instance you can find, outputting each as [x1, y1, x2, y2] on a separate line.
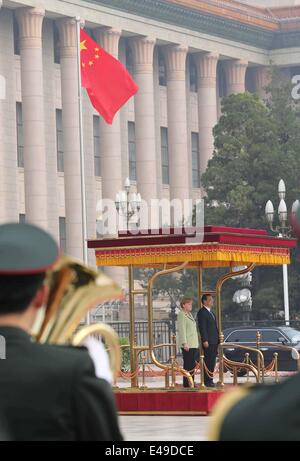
[205, 383, 216, 388]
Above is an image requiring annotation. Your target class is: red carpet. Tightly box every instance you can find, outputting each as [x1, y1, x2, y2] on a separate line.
[115, 390, 224, 415]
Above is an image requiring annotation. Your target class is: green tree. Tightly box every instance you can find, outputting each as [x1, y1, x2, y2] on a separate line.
[202, 68, 300, 320]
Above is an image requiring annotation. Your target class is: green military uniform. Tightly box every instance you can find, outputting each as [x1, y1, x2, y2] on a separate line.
[0, 223, 123, 441]
[0, 326, 122, 441]
[210, 375, 300, 441]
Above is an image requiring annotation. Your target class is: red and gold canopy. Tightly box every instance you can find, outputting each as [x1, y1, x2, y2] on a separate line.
[88, 226, 297, 268]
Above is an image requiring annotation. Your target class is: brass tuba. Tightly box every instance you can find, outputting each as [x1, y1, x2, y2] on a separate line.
[34, 257, 123, 379]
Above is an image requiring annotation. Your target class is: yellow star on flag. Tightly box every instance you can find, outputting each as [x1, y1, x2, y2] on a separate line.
[80, 40, 87, 51]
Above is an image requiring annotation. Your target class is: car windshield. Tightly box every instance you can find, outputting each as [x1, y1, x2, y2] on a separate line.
[280, 327, 300, 343]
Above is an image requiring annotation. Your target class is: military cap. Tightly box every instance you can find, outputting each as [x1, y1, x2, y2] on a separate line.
[0, 223, 59, 275]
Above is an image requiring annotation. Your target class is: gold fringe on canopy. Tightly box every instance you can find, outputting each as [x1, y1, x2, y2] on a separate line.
[95, 244, 290, 267]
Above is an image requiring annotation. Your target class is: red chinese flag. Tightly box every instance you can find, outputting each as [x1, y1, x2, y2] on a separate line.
[80, 28, 138, 124]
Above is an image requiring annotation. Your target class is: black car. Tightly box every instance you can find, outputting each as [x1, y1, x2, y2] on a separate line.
[223, 326, 300, 372]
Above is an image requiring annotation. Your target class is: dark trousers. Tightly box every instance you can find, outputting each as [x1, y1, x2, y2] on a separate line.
[203, 344, 218, 385]
[181, 348, 198, 388]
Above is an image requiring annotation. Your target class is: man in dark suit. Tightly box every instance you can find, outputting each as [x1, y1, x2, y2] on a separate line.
[0, 223, 123, 441]
[197, 294, 219, 388]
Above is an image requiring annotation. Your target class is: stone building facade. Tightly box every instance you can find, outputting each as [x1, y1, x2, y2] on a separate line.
[0, 0, 300, 272]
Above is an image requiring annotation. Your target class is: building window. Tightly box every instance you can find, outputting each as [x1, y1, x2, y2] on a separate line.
[13, 16, 20, 56]
[19, 214, 25, 224]
[290, 66, 300, 79]
[126, 46, 134, 76]
[93, 115, 101, 176]
[85, 28, 96, 42]
[56, 109, 64, 173]
[53, 22, 60, 64]
[245, 68, 255, 94]
[191, 132, 200, 188]
[158, 50, 167, 87]
[161, 127, 169, 185]
[189, 58, 197, 93]
[217, 62, 227, 98]
[128, 122, 136, 181]
[16, 102, 24, 168]
[59, 217, 67, 253]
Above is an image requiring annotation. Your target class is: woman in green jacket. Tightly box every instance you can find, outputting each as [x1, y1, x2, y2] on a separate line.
[177, 297, 199, 387]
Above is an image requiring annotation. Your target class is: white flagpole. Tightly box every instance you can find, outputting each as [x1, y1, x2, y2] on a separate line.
[75, 17, 90, 324]
[75, 16, 88, 265]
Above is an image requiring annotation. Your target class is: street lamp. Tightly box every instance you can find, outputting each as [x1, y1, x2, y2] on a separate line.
[265, 179, 299, 326]
[232, 266, 253, 323]
[115, 178, 142, 230]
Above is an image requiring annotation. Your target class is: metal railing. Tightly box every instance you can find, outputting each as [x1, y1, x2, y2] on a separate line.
[219, 333, 300, 385]
[219, 342, 264, 384]
[106, 320, 172, 363]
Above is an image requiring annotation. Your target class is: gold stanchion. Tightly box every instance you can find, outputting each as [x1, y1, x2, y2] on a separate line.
[140, 353, 147, 389]
[215, 264, 255, 387]
[134, 335, 139, 388]
[170, 334, 177, 388]
[200, 354, 205, 390]
[274, 352, 279, 383]
[197, 263, 203, 304]
[256, 331, 262, 383]
[217, 333, 225, 388]
[257, 354, 261, 384]
[170, 357, 176, 388]
[165, 368, 170, 389]
[171, 334, 177, 364]
[233, 367, 238, 385]
[147, 262, 193, 388]
[245, 353, 250, 383]
[128, 265, 138, 388]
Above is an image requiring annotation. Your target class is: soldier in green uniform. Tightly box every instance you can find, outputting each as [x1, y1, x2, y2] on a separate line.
[0, 223, 123, 441]
[209, 375, 300, 441]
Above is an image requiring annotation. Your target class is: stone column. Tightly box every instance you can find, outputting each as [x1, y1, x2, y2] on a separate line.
[43, 19, 60, 241]
[0, 6, 18, 223]
[130, 36, 157, 203]
[57, 18, 83, 259]
[16, 7, 48, 228]
[163, 45, 189, 203]
[94, 28, 125, 288]
[253, 66, 270, 99]
[195, 52, 218, 174]
[94, 28, 123, 204]
[224, 59, 248, 95]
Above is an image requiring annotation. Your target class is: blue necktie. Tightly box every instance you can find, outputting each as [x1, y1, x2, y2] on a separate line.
[210, 311, 216, 322]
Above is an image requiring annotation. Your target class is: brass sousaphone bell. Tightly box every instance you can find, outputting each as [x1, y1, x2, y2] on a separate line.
[35, 257, 123, 379]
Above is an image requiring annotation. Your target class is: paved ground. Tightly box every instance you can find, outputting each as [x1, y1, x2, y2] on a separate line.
[116, 369, 292, 441]
[119, 415, 211, 441]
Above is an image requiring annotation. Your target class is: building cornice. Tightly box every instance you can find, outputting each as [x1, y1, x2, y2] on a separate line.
[87, 0, 300, 50]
